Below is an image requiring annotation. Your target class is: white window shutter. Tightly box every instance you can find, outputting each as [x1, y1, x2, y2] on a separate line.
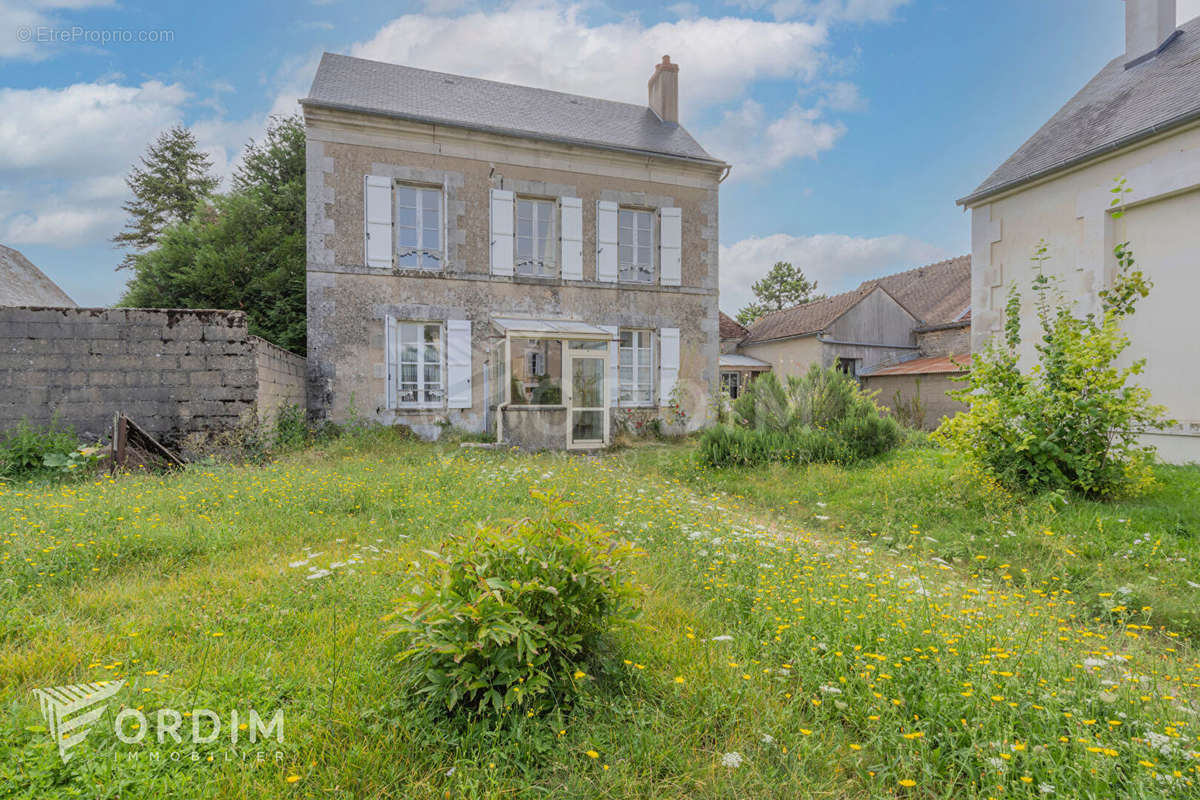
[660, 207, 681, 287]
[659, 327, 680, 405]
[447, 319, 472, 409]
[385, 315, 396, 410]
[364, 175, 393, 268]
[560, 197, 583, 280]
[490, 189, 514, 276]
[596, 200, 618, 282]
[601, 325, 619, 406]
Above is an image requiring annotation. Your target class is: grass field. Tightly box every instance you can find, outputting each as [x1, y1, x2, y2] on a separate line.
[1, 434, 1198, 798]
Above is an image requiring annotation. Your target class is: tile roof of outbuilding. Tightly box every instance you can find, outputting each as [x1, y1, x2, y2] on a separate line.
[742, 255, 970, 345]
[0, 244, 75, 307]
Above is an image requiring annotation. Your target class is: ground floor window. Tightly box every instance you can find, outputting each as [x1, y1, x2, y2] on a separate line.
[836, 357, 860, 381]
[721, 371, 741, 399]
[510, 338, 562, 404]
[393, 322, 444, 406]
[619, 329, 653, 405]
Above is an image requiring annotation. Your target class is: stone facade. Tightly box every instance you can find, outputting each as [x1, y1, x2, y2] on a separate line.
[0, 307, 306, 447]
[305, 106, 723, 443]
[916, 323, 970, 357]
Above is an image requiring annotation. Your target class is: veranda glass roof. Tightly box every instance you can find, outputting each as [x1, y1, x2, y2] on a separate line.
[492, 317, 614, 339]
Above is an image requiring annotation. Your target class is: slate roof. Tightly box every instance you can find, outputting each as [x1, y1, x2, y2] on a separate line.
[960, 17, 1200, 206]
[0, 244, 75, 307]
[302, 52, 723, 166]
[719, 311, 749, 340]
[742, 255, 970, 345]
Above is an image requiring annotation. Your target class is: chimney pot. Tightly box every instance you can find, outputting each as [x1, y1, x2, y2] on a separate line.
[648, 54, 679, 123]
[1125, 0, 1179, 67]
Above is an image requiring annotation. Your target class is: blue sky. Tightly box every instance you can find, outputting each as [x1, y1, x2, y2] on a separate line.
[3, 0, 1199, 311]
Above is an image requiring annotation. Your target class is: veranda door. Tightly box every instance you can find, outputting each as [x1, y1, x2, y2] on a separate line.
[566, 343, 608, 448]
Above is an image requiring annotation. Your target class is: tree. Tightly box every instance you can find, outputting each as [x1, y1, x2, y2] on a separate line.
[736, 261, 823, 326]
[936, 216, 1169, 497]
[119, 115, 306, 354]
[112, 126, 219, 269]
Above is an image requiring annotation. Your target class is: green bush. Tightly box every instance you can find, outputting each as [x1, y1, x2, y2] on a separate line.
[0, 418, 82, 479]
[387, 491, 641, 717]
[700, 367, 901, 467]
[272, 403, 310, 450]
[936, 220, 1169, 498]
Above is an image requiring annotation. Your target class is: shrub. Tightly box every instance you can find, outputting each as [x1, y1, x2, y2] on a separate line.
[272, 403, 310, 450]
[387, 491, 641, 717]
[936, 218, 1169, 498]
[700, 367, 901, 467]
[0, 418, 82, 479]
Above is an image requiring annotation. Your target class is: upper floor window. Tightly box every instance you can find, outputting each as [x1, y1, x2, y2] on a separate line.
[395, 185, 442, 269]
[618, 209, 654, 283]
[516, 198, 556, 277]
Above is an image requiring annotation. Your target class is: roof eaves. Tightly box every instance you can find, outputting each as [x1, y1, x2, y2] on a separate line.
[957, 106, 1200, 207]
[300, 97, 729, 169]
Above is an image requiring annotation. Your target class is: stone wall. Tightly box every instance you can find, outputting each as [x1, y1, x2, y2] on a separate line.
[252, 336, 307, 423]
[917, 323, 971, 357]
[0, 307, 306, 447]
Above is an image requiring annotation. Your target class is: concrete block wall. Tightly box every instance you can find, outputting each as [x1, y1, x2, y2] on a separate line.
[0, 307, 305, 447]
[252, 336, 307, 423]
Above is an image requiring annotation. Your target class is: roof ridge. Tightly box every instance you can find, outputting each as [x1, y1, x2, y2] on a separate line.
[318, 51, 660, 117]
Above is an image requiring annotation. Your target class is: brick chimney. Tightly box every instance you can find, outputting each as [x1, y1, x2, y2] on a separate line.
[648, 55, 679, 123]
[1125, 0, 1179, 68]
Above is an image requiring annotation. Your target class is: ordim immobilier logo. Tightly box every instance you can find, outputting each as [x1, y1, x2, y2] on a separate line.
[33, 681, 126, 763]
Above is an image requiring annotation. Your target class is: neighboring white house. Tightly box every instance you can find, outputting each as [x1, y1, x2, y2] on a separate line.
[959, 0, 1200, 463]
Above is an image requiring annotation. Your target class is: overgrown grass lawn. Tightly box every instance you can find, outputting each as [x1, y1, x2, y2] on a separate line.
[1, 435, 1197, 798]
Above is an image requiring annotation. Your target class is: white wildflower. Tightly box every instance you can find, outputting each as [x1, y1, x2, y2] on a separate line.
[721, 752, 743, 769]
[761, 734, 775, 745]
[710, 635, 734, 642]
[1039, 782, 1055, 795]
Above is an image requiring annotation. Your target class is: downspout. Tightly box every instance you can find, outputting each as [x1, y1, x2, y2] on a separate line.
[718, 165, 732, 183]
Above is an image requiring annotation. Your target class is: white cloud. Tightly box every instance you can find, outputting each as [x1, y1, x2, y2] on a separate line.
[0, 0, 117, 60]
[731, 0, 910, 23]
[0, 81, 187, 175]
[706, 99, 844, 178]
[3, 206, 123, 247]
[1181, 0, 1200, 24]
[349, 2, 828, 117]
[668, 2, 700, 19]
[719, 232, 949, 312]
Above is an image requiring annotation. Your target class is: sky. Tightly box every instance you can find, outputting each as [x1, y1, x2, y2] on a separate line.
[3, 0, 1200, 313]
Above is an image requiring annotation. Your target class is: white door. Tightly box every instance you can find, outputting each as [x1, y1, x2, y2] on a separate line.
[566, 343, 608, 448]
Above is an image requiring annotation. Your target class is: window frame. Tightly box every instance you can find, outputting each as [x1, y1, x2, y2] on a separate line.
[617, 207, 655, 284]
[392, 321, 445, 409]
[514, 197, 558, 277]
[394, 183, 445, 270]
[618, 328, 655, 406]
[721, 371, 741, 399]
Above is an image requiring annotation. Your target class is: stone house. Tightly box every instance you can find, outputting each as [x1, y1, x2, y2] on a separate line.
[958, 0, 1200, 462]
[302, 53, 726, 449]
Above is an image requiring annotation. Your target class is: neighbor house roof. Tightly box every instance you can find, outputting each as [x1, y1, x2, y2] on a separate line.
[862, 353, 972, 377]
[741, 255, 970, 345]
[960, 16, 1200, 206]
[302, 53, 724, 166]
[0, 244, 75, 307]
[719, 311, 749, 340]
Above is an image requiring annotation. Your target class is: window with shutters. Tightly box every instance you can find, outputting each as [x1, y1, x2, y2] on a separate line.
[394, 185, 443, 269]
[392, 322, 444, 407]
[618, 208, 654, 283]
[515, 198, 556, 277]
[619, 329, 654, 405]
